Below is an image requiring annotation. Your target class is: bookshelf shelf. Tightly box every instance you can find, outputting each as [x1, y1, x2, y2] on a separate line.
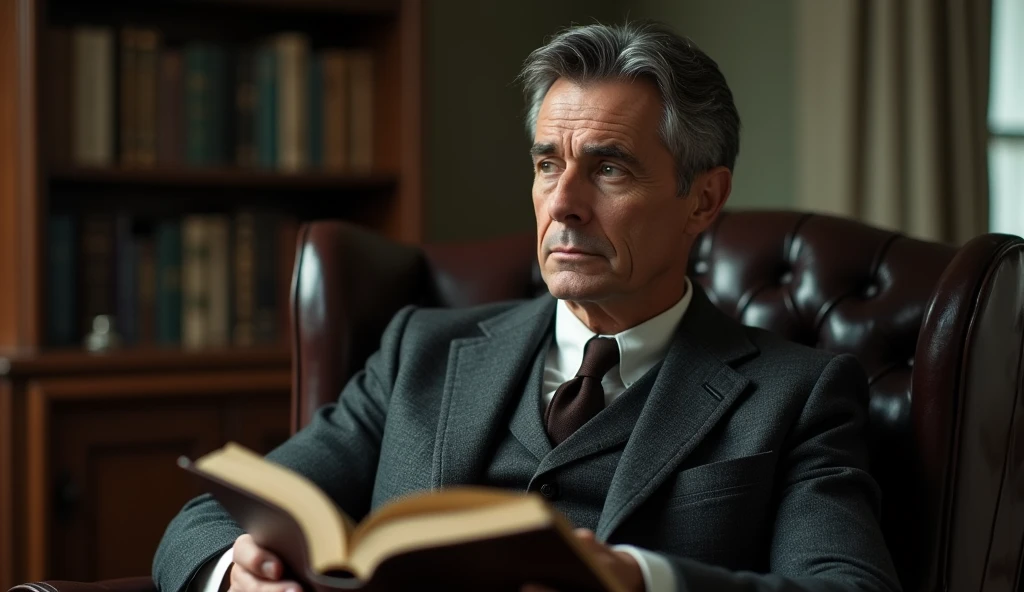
[49, 167, 399, 192]
[0, 345, 290, 378]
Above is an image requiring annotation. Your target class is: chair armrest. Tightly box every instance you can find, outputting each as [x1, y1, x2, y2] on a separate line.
[9, 577, 156, 592]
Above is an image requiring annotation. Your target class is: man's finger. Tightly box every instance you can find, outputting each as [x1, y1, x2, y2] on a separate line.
[229, 562, 299, 592]
[231, 535, 283, 580]
[573, 528, 596, 541]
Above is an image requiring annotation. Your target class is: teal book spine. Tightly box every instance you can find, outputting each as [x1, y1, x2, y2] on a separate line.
[307, 53, 324, 168]
[47, 214, 77, 346]
[255, 47, 278, 169]
[184, 44, 210, 165]
[155, 220, 183, 345]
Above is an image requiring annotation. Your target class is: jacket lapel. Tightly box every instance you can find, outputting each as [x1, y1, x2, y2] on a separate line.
[431, 295, 556, 487]
[508, 343, 554, 461]
[596, 286, 759, 539]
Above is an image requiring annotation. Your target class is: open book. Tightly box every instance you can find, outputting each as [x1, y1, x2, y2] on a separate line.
[179, 442, 625, 592]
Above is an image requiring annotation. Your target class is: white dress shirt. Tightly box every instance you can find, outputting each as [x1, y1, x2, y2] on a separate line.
[192, 279, 692, 592]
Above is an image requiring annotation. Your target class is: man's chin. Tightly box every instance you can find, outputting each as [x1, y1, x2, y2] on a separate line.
[544, 274, 612, 302]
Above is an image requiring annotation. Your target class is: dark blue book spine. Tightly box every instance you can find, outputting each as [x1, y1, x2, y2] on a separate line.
[155, 220, 183, 345]
[47, 214, 77, 346]
[255, 46, 278, 169]
[184, 44, 210, 166]
[115, 214, 138, 345]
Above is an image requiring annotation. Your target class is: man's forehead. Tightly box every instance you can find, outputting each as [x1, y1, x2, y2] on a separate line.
[534, 78, 661, 145]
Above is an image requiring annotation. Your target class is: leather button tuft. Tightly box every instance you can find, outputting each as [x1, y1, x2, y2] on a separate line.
[779, 271, 793, 285]
[863, 284, 880, 298]
[539, 482, 560, 500]
[693, 260, 710, 275]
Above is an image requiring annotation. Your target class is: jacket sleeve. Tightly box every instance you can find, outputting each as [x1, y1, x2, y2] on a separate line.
[151, 306, 417, 592]
[663, 354, 902, 592]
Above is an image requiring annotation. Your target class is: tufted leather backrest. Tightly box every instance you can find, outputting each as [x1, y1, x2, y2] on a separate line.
[290, 210, 1024, 592]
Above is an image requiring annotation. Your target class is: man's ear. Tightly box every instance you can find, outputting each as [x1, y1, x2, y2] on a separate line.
[683, 166, 732, 236]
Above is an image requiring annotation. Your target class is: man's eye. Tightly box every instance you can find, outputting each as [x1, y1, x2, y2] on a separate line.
[538, 161, 556, 173]
[598, 164, 625, 177]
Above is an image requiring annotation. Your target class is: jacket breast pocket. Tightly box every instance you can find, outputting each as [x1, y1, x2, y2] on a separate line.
[668, 450, 776, 505]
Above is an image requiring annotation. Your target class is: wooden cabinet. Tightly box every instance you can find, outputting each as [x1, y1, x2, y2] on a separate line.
[1, 350, 292, 587]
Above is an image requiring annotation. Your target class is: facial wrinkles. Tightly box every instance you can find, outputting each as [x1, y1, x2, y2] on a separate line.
[540, 100, 644, 160]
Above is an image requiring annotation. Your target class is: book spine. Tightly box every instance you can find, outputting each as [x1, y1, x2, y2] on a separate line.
[307, 53, 324, 169]
[184, 44, 210, 166]
[206, 216, 231, 347]
[46, 27, 73, 168]
[155, 220, 183, 345]
[137, 231, 157, 345]
[233, 211, 256, 346]
[235, 48, 258, 168]
[157, 49, 184, 166]
[254, 213, 279, 344]
[321, 50, 348, 171]
[182, 216, 209, 348]
[73, 27, 115, 166]
[275, 33, 309, 172]
[208, 46, 228, 166]
[135, 28, 161, 167]
[347, 50, 373, 173]
[115, 214, 139, 345]
[119, 27, 138, 166]
[275, 216, 299, 345]
[47, 214, 78, 347]
[79, 214, 116, 339]
[255, 47, 278, 169]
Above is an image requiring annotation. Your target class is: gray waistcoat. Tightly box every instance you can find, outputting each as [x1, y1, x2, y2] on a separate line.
[484, 336, 660, 530]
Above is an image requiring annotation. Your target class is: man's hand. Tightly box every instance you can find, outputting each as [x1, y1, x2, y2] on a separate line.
[522, 528, 644, 592]
[227, 534, 301, 592]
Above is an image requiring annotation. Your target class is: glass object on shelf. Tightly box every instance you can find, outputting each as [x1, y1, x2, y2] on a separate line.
[84, 315, 122, 352]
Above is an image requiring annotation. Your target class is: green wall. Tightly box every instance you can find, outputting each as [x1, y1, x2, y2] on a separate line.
[633, 0, 797, 211]
[423, 1, 796, 241]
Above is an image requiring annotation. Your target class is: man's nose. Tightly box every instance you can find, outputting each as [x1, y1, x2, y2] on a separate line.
[547, 166, 591, 226]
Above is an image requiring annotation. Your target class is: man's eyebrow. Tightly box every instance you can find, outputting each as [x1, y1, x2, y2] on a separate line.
[583, 144, 640, 165]
[530, 143, 556, 157]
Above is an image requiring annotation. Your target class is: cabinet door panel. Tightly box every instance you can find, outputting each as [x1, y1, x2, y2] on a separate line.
[26, 371, 289, 582]
[51, 402, 223, 581]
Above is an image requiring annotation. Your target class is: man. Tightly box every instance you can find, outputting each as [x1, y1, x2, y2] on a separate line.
[154, 21, 901, 592]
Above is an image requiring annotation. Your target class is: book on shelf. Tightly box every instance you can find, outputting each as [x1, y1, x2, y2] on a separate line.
[181, 442, 625, 592]
[46, 210, 297, 350]
[55, 25, 375, 173]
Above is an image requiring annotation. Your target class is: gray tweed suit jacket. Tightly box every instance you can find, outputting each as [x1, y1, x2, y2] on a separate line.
[153, 285, 901, 592]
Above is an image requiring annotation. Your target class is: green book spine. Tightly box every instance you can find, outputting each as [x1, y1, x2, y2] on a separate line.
[184, 44, 210, 165]
[307, 53, 324, 168]
[47, 214, 78, 346]
[155, 220, 182, 345]
[255, 47, 278, 169]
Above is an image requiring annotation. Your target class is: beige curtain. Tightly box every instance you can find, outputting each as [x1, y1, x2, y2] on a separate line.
[795, 0, 992, 244]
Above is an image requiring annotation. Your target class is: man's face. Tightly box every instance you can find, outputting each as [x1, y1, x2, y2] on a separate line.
[532, 77, 696, 305]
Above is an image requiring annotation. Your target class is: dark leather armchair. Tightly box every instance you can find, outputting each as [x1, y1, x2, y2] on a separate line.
[12, 210, 1024, 592]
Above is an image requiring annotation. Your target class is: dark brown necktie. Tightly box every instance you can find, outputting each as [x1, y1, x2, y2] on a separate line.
[544, 336, 620, 446]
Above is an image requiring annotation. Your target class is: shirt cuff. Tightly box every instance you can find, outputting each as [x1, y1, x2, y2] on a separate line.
[190, 548, 234, 592]
[612, 545, 677, 592]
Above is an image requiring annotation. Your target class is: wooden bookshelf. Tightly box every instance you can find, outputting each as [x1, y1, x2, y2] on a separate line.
[49, 167, 399, 191]
[0, 0, 422, 586]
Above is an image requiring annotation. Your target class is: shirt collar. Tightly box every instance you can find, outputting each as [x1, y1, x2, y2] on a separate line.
[553, 277, 693, 387]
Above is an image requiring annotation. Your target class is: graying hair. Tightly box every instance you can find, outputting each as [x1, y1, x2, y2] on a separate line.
[519, 21, 740, 196]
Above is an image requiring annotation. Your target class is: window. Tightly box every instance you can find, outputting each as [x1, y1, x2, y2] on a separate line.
[989, 0, 1024, 234]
